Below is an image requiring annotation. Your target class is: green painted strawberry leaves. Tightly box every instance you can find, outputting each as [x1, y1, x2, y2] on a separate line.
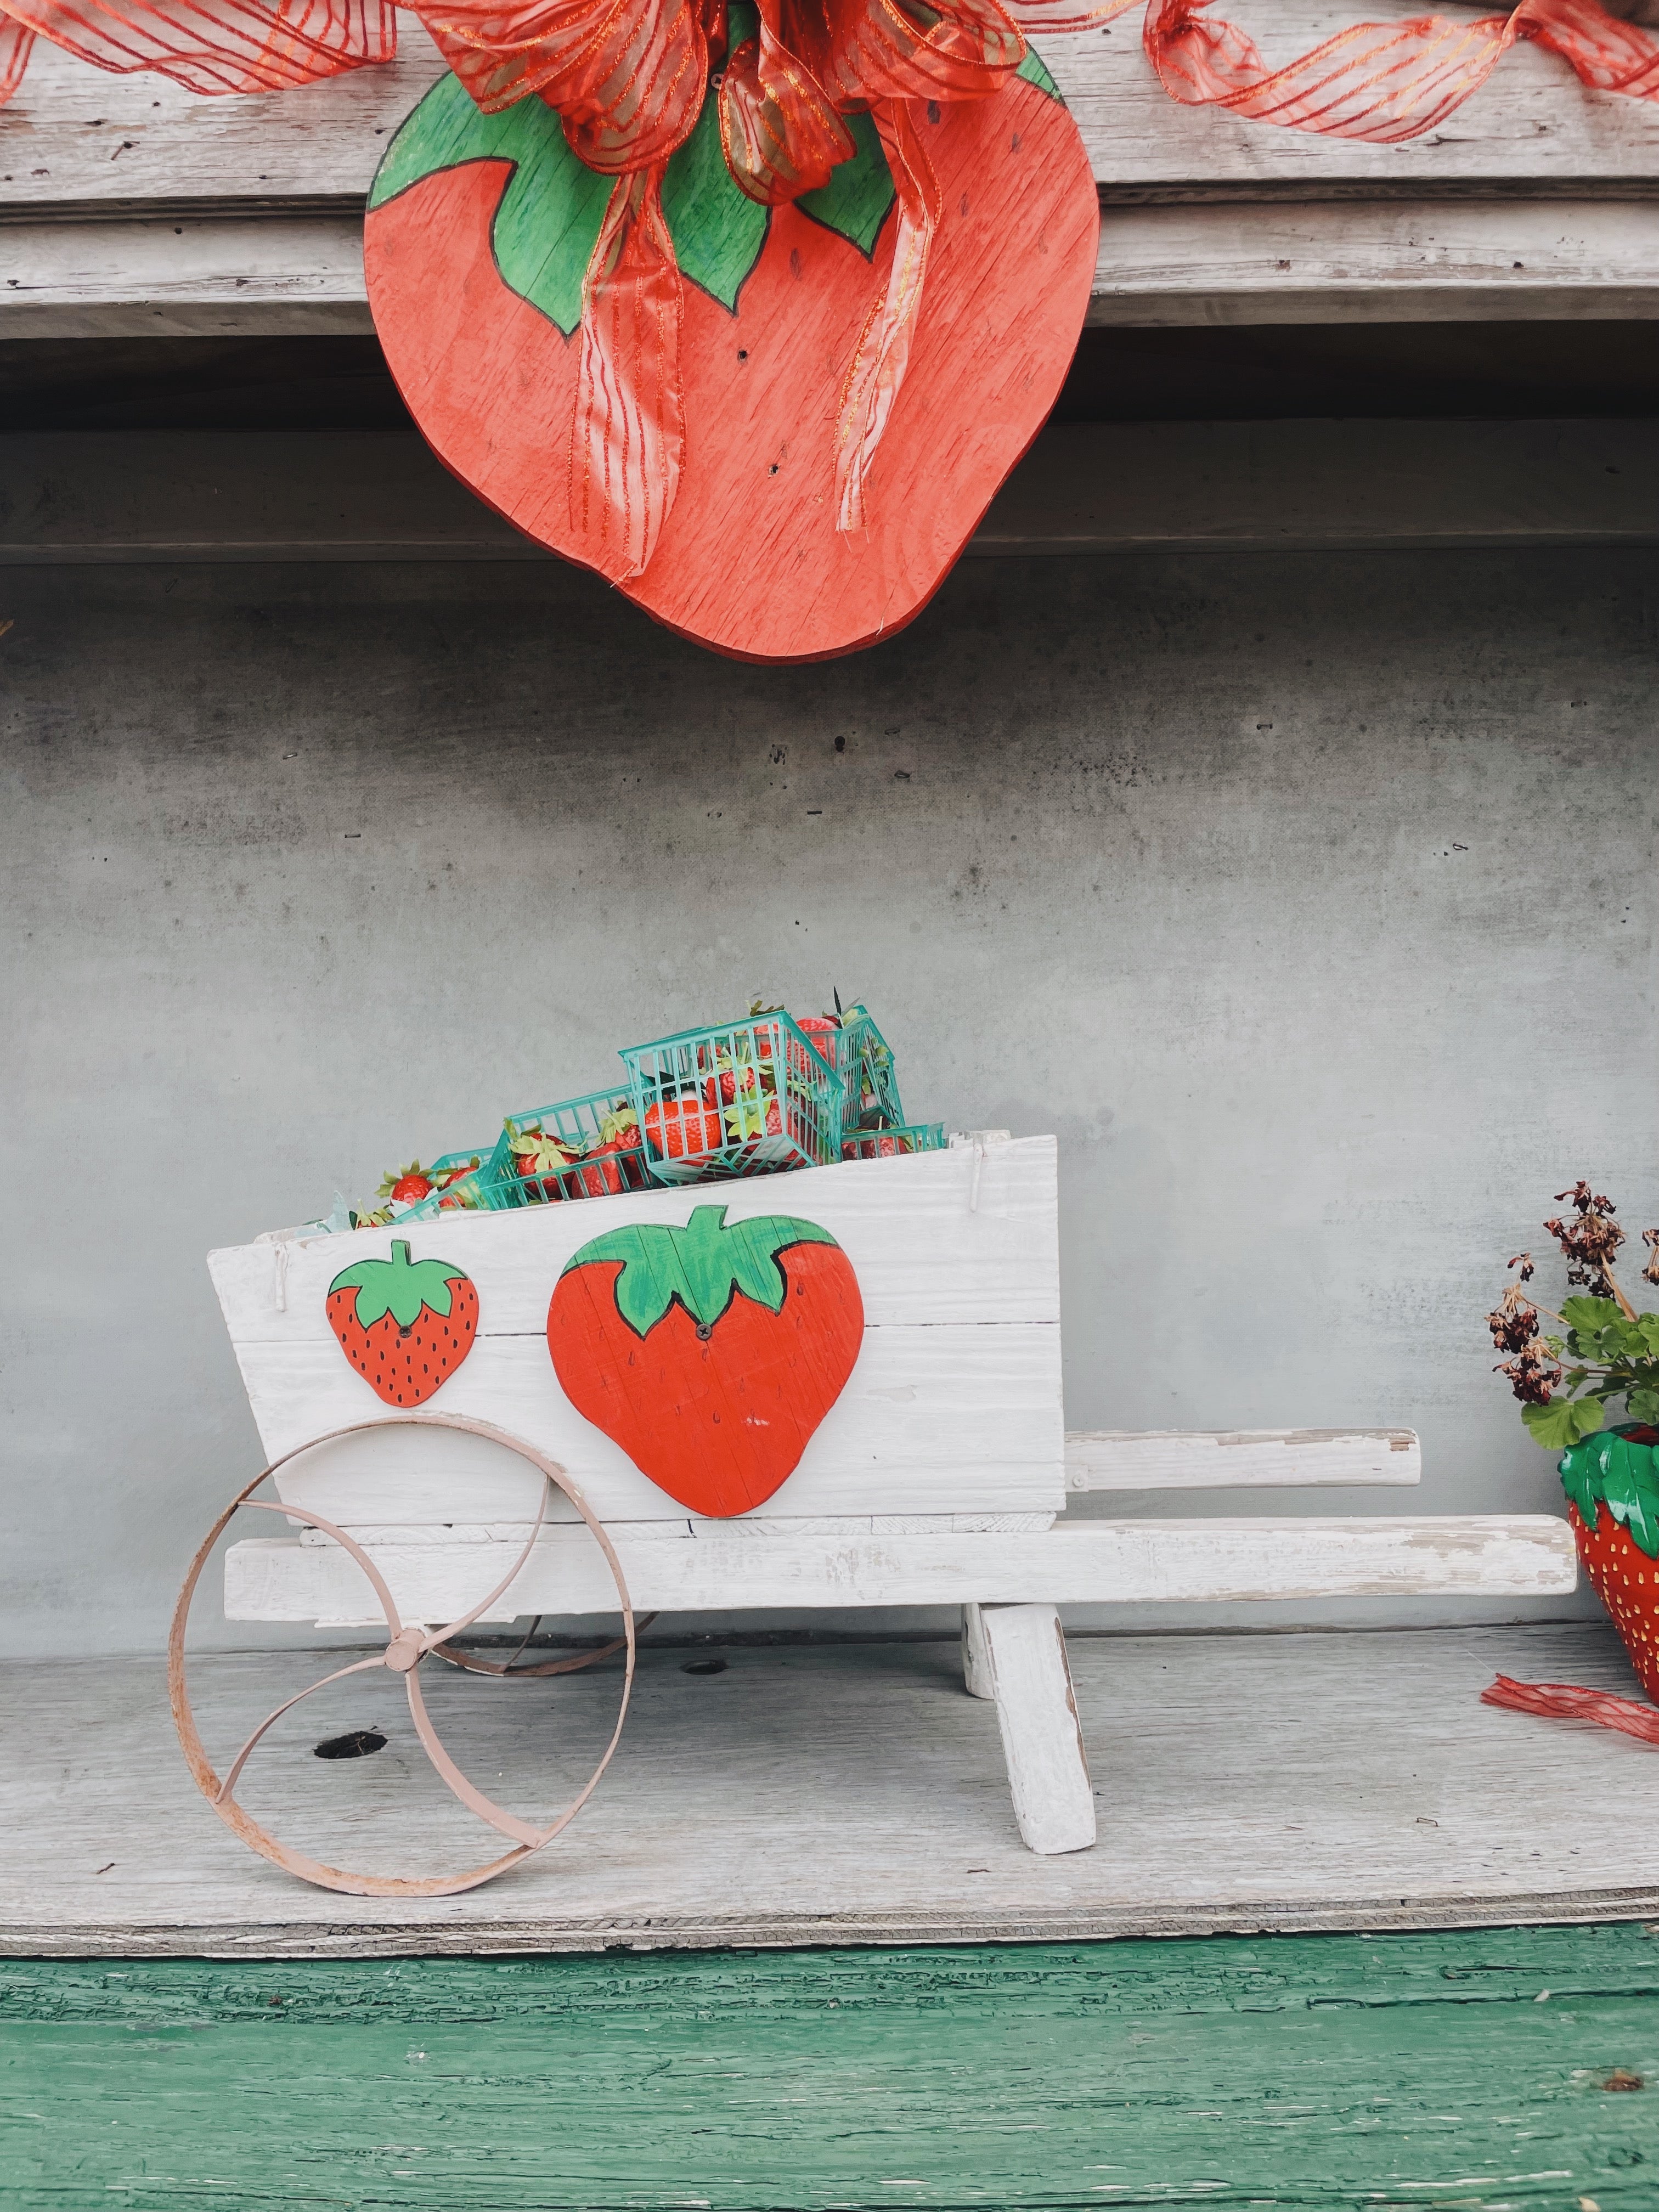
[369, 50, 904, 336]
[561, 1202, 838, 1336]
[1559, 1424, 1659, 1557]
[329, 1238, 466, 1328]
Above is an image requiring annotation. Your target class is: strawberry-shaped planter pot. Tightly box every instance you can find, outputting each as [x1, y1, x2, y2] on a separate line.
[327, 1238, 479, 1407]
[547, 1203, 864, 1514]
[364, 52, 1098, 663]
[1559, 1423, 1659, 1698]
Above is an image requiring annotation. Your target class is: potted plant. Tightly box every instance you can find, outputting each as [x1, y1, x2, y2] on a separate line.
[1489, 1182, 1659, 1699]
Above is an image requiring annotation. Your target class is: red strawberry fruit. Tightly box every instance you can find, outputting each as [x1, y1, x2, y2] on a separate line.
[327, 1238, 479, 1407]
[546, 1202, 863, 1516]
[379, 1159, 436, 1205]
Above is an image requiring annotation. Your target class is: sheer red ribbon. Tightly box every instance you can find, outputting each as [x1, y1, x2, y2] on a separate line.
[5, 0, 1658, 573]
[1483, 1672, 1659, 1745]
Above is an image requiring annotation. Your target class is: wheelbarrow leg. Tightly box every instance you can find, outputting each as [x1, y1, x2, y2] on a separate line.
[977, 1602, 1097, 1856]
[960, 1602, 995, 1699]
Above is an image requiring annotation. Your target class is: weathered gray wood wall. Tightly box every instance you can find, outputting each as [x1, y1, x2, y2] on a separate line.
[2, 544, 1654, 1652]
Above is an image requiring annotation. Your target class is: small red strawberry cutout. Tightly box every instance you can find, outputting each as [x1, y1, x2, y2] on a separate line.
[326, 1237, 478, 1407]
[547, 1203, 863, 1516]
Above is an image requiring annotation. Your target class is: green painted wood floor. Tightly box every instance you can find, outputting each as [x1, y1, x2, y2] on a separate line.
[6, 1927, 1659, 2209]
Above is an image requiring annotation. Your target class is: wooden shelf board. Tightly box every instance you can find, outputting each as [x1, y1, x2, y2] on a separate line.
[4, 1622, 1656, 1957]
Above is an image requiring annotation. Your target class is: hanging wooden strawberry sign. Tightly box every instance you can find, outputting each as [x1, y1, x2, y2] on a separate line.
[363, 1, 1101, 663]
[327, 1239, 479, 1406]
[546, 1203, 864, 1514]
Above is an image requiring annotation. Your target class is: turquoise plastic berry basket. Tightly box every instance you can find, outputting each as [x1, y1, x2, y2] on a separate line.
[800, 1006, 905, 1137]
[621, 1013, 844, 1184]
[841, 1121, 946, 1162]
[379, 1147, 496, 1223]
[488, 1088, 651, 1207]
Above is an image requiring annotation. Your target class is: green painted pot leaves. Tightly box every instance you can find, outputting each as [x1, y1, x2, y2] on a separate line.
[329, 1238, 465, 1327]
[369, 59, 905, 330]
[562, 1202, 838, 1337]
[1559, 1424, 1659, 1558]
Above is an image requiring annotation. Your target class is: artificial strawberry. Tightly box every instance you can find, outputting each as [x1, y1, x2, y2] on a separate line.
[510, 1124, 582, 1202]
[326, 1237, 478, 1407]
[378, 1159, 436, 1205]
[547, 1203, 863, 1515]
[574, 1106, 646, 1195]
[642, 1094, 725, 1163]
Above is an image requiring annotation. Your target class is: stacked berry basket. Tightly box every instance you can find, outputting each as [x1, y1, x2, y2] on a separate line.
[309, 1000, 946, 1232]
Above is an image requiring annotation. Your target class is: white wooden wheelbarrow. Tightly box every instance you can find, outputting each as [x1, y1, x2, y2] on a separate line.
[200, 1133, 1576, 1876]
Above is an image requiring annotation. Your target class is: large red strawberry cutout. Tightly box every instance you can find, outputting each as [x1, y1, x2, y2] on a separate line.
[327, 1238, 479, 1407]
[363, 46, 1098, 663]
[547, 1203, 863, 1515]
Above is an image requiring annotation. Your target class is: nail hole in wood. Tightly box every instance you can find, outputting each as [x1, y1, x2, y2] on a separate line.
[681, 1658, 729, 1676]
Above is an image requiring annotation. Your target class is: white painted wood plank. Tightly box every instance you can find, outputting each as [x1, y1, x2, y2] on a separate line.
[208, 1137, 1061, 1343]
[13, 427, 1659, 565]
[8, 15, 1659, 219]
[961, 1602, 995, 1698]
[5, 1626, 1655, 1952]
[222, 1513, 1578, 1619]
[980, 1603, 1097, 1854]
[239, 1323, 1066, 1523]
[1066, 1428, 1421, 1491]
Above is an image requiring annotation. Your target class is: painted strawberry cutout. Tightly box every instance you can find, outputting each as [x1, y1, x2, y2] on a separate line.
[326, 1238, 479, 1407]
[546, 1203, 863, 1516]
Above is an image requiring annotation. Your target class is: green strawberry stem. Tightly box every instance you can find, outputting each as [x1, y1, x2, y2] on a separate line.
[329, 1238, 464, 1328]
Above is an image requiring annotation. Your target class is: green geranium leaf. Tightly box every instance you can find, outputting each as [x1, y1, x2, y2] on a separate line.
[1628, 1386, 1659, 1424]
[1562, 1296, 1623, 1334]
[1523, 1395, 1606, 1451]
[1635, 1313, 1659, 1358]
[329, 1238, 463, 1328]
[562, 1203, 839, 1337]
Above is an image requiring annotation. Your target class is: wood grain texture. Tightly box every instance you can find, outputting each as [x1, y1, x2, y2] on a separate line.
[221, 1514, 1577, 1620]
[9, 1926, 1659, 2212]
[979, 1602, 1096, 1853]
[1066, 1426, 1422, 1489]
[15, 197, 1659, 334]
[6, 1625, 1659, 1955]
[9, 14, 1659, 218]
[8, 1927, 1659, 2210]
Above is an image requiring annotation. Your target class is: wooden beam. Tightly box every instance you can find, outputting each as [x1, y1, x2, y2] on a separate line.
[7, 14, 1659, 220]
[222, 1515, 1578, 1619]
[6, 422, 1659, 561]
[10, 196, 1659, 336]
[1065, 1429, 1422, 1491]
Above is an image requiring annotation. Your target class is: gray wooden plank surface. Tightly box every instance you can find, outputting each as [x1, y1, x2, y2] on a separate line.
[8, 14, 1659, 215]
[5, 1623, 1657, 1956]
[10, 198, 1659, 334]
[8, 424, 1659, 562]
